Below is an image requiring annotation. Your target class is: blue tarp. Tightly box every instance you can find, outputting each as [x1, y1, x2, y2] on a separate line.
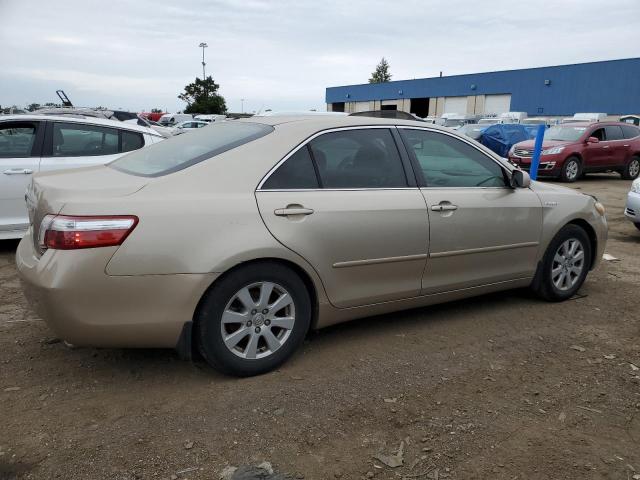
[479, 124, 538, 157]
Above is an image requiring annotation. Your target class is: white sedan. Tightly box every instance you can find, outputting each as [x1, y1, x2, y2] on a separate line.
[0, 114, 164, 239]
[174, 120, 209, 131]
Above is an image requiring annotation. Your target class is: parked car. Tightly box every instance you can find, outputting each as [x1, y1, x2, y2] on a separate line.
[0, 114, 164, 239]
[625, 178, 640, 231]
[499, 112, 528, 123]
[194, 114, 227, 123]
[561, 113, 607, 124]
[174, 120, 209, 131]
[522, 118, 553, 126]
[508, 122, 640, 182]
[17, 115, 607, 376]
[620, 115, 640, 126]
[158, 113, 193, 126]
[457, 123, 491, 140]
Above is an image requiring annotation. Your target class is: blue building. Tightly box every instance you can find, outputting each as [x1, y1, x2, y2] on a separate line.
[325, 58, 640, 118]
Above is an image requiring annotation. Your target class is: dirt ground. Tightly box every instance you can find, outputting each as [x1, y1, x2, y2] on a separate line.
[1, 174, 639, 480]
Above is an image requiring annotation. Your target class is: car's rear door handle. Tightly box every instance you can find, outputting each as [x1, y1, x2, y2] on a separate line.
[274, 206, 314, 216]
[3, 168, 33, 175]
[602, 145, 610, 149]
[431, 204, 458, 211]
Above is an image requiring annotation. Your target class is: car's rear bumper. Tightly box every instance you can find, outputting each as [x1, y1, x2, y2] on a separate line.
[625, 191, 640, 224]
[16, 230, 217, 349]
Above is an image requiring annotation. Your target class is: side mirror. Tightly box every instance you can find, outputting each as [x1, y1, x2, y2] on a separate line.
[511, 169, 531, 188]
[587, 136, 599, 144]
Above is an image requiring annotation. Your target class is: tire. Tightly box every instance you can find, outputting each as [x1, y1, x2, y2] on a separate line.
[195, 262, 311, 377]
[559, 157, 582, 183]
[531, 224, 592, 302]
[635, 223, 640, 232]
[622, 155, 640, 180]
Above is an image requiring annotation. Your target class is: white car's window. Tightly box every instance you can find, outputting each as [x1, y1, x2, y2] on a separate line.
[401, 129, 506, 188]
[121, 130, 144, 153]
[0, 122, 38, 158]
[261, 147, 319, 189]
[111, 122, 273, 177]
[308, 129, 407, 188]
[53, 122, 118, 157]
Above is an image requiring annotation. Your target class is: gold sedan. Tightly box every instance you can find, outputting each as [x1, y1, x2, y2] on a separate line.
[17, 115, 607, 376]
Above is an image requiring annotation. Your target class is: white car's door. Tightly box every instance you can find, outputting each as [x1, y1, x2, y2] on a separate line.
[39, 122, 147, 173]
[0, 120, 43, 238]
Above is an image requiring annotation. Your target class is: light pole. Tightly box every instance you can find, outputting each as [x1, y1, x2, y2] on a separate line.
[199, 42, 208, 79]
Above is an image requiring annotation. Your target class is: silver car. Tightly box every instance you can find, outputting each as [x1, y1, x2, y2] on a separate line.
[17, 115, 608, 376]
[625, 178, 640, 230]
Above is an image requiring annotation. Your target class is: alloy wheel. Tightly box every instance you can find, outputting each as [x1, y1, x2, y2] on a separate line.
[551, 238, 585, 291]
[629, 159, 640, 178]
[565, 160, 579, 180]
[220, 282, 295, 359]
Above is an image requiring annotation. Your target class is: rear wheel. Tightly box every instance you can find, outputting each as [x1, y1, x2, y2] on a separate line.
[196, 262, 311, 376]
[560, 157, 582, 182]
[622, 156, 640, 180]
[531, 224, 592, 302]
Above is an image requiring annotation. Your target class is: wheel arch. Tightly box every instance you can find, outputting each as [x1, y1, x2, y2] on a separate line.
[191, 257, 321, 338]
[566, 218, 598, 270]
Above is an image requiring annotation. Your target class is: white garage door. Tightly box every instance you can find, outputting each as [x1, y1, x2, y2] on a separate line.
[443, 96, 468, 115]
[484, 94, 511, 115]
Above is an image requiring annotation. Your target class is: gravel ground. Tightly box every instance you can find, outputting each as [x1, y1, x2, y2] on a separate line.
[1, 174, 639, 480]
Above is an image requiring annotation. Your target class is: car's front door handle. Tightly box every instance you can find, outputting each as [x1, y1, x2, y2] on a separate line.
[602, 145, 610, 149]
[3, 168, 33, 175]
[274, 206, 314, 216]
[431, 204, 458, 211]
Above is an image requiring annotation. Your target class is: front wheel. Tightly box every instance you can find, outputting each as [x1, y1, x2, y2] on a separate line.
[560, 157, 582, 183]
[531, 225, 592, 302]
[622, 156, 640, 180]
[196, 262, 311, 376]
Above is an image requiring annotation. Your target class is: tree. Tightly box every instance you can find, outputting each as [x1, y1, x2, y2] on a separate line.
[27, 103, 41, 112]
[178, 76, 227, 114]
[369, 57, 392, 83]
[151, 108, 163, 113]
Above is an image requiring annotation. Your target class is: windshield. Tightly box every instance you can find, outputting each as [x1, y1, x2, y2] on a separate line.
[545, 126, 587, 141]
[110, 122, 273, 177]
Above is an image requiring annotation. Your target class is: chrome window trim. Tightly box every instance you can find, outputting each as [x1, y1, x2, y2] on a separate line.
[257, 187, 420, 192]
[256, 125, 405, 191]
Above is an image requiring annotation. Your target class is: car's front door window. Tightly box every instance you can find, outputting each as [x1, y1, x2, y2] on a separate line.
[400, 129, 507, 187]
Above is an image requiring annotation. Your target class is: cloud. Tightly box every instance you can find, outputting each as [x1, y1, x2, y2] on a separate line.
[0, 0, 638, 112]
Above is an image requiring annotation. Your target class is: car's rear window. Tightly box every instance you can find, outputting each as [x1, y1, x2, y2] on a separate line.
[110, 122, 273, 177]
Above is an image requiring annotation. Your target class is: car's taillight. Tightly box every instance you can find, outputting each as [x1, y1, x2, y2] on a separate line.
[38, 215, 138, 252]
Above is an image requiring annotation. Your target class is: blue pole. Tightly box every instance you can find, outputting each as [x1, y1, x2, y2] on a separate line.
[529, 124, 546, 180]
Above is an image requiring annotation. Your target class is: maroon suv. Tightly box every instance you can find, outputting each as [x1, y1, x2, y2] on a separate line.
[508, 122, 640, 182]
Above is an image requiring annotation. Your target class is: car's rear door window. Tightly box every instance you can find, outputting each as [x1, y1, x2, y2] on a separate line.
[400, 129, 507, 188]
[261, 146, 319, 189]
[121, 130, 144, 153]
[308, 129, 407, 188]
[111, 122, 273, 177]
[621, 125, 640, 139]
[52, 122, 119, 157]
[604, 125, 624, 141]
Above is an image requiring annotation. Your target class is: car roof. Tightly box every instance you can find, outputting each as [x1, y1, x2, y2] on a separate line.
[0, 113, 162, 136]
[559, 121, 629, 128]
[245, 114, 451, 130]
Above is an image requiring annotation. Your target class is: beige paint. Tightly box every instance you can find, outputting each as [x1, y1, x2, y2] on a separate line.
[17, 115, 607, 353]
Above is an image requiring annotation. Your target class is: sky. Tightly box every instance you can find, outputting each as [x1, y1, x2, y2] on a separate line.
[0, 0, 639, 114]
